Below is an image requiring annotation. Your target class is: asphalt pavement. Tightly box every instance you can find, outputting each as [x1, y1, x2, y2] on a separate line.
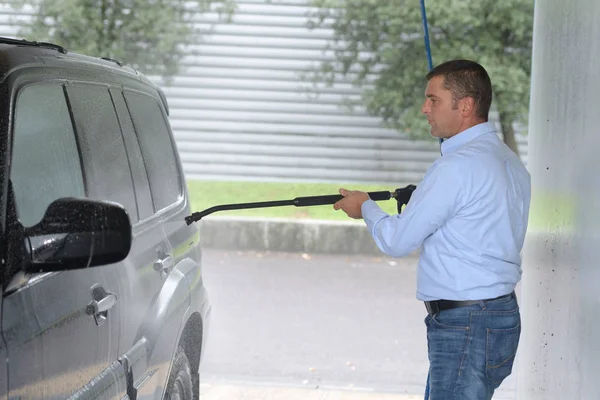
[199, 249, 517, 399]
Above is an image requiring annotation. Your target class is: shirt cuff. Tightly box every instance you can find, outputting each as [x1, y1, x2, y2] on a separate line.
[361, 199, 389, 228]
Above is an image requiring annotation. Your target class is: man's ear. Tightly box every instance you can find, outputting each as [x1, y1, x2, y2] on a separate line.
[460, 97, 476, 116]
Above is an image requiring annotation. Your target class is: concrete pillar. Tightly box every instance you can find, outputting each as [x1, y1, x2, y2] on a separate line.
[518, 0, 600, 398]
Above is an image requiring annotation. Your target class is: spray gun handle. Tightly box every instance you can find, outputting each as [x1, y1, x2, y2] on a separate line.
[394, 184, 417, 213]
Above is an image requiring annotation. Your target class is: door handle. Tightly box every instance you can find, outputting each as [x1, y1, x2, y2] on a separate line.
[90, 293, 117, 314]
[153, 255, 173, 275]
[86, 284, 117, 326]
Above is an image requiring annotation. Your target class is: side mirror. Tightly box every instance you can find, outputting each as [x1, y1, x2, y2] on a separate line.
[23, 198, 132, 273]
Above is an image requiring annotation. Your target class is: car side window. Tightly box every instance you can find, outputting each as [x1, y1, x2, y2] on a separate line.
[10, 83, 85, 227]
[66, 84, 138, 222]
[124, 90, 182, 212]
[110, 88, 154, 221]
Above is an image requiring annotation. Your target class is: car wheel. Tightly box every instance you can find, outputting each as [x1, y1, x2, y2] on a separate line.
[164, 346, 193, 400]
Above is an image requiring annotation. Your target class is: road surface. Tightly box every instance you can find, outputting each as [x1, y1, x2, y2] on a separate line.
[199, 249, 517, 399]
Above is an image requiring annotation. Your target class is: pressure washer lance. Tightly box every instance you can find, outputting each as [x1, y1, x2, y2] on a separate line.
[185, 184, 416, 225]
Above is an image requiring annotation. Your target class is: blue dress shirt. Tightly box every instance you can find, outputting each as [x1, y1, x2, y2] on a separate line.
[361, 122, 531, 301]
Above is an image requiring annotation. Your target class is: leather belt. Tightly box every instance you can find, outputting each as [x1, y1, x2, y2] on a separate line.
[424, 291, 515, 316]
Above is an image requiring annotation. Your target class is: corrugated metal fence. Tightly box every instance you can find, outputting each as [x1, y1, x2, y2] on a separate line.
[0, 0, 528, 185]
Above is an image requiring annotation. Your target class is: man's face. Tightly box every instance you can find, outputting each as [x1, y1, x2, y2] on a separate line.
[421, 76, 463, 139]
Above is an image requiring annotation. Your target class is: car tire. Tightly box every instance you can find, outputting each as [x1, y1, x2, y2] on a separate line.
[164, 346, 193, 400]
[191, 371, 200, 400]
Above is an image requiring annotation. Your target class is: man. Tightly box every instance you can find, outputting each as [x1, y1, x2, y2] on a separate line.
[333, 59, 531, 399]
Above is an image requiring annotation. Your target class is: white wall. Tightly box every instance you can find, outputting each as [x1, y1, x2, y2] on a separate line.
[518, 0, 600, 398]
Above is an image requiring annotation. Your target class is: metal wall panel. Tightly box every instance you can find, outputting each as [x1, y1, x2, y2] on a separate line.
[0, 1, 529, 185]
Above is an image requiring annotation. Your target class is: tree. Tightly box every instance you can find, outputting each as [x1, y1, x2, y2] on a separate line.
[308, 0, 534, 155]
[9, 0, 235, 77]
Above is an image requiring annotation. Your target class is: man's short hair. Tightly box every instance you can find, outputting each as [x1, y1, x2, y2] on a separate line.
[426, 60, 493, 120]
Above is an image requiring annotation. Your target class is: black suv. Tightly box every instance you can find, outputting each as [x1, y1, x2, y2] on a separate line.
[0, 38, 210, 399]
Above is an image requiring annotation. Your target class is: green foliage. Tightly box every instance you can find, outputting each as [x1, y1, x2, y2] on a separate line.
[308, 0, 534, 141]
[10, 0, 235, 76]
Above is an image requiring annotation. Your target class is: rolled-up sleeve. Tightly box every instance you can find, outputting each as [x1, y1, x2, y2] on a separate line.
[361, 162, 462, 257]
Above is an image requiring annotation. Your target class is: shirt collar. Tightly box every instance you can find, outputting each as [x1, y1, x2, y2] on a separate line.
[440, 121, 497, 156]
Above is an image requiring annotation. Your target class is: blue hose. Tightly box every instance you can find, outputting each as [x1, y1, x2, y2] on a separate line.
[420, 0, 433, 71]
[419, 0, 442, 148]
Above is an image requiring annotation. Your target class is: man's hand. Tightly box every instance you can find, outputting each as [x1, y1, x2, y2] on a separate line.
[333, 188, 370, 219]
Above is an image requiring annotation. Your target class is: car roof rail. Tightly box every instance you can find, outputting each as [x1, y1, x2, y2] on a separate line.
[0, 37, 68, 54]
[100, 56, 124, 67]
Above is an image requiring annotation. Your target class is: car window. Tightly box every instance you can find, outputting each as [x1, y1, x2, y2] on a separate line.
[67, 84, 138, 222]
[10, 83, 85, 227]
[110, 88, 154, 221]
[124, 90, 182, 212]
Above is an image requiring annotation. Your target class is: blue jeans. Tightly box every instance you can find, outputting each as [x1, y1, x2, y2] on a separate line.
[423, 292, 520, 400]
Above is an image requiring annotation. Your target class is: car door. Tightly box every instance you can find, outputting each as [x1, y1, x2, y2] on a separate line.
[119, 88, 192, 399]
[108, 87, 171, 396]
[3, 81, 127, 399]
